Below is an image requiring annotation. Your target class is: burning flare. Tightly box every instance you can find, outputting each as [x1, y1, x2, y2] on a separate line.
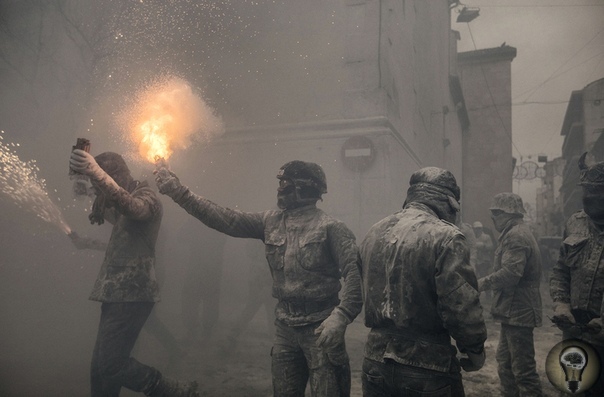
[125, 76, 224, 163]
[139, 114, 174, 161]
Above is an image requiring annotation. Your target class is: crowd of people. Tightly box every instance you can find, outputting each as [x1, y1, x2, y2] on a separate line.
[67, 146, 604, 397]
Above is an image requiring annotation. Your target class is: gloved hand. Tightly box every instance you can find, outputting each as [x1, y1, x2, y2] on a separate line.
[154, 158, 183, 197]
[314, 308, 349, 349]
[552, 303, 575, 325]
[68, 231, 86, 250]
[586, 318, 603, 334]
[68, 231, 107, 251]
[70, 149, 105, 180]
[460, 348, 486, 372]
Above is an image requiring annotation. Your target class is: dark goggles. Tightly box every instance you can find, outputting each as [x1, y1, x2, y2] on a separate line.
[490, 209, 505, 217]
[279, 178, 292, 188]
[278, 178, 294, 192]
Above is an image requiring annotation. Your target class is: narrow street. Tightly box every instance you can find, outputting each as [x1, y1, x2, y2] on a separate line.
[126, 284, 562, 397]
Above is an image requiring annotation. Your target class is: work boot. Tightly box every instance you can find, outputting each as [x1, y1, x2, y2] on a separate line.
[146, 375, 200, 397]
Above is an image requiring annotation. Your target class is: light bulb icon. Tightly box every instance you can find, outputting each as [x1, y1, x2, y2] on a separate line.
[559, 346, 588, 393]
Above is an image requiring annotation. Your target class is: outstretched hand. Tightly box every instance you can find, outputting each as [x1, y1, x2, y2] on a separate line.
[154, 156, 169, 170]
[68, 231, 88, 250]
[153, 157, 183, 196]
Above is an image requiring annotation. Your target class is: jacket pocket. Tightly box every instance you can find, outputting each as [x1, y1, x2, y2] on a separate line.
[265, 232, 286, 270]
[491, 288, 513, 318]
[298, 229, 327, 271]
[562, 235, 588, 269]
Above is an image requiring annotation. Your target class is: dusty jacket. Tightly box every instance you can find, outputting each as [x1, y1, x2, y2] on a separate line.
[480, 218, 542, 327]
[171, 189, 363, 327]
[360, 203, 487, 373]
[550, 210, 604, 345]
[89, 181, 163, 302]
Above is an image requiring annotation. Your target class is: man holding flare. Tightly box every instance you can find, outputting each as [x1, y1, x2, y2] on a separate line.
[154, 157, 362, 397]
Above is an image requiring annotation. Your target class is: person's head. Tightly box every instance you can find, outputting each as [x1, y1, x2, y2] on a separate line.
[404, 167, 461, 223]
[489, 192, 524, 232]
[87, 152, 134, 226]
[578, 152, 604, 225]
[93, 152, 133, 193]
[276, 160, 327, 210]
[472, 221, 483, 236]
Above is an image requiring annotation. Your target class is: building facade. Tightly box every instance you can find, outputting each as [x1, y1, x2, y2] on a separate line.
[559, 78, 604, 218]
[457, 45, 517, 230]
[181, 0, 469, 238]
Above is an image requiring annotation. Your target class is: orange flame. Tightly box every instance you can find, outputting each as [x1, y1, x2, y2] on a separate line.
[138, 115, 174, 162]
[125, 76, 225, 164]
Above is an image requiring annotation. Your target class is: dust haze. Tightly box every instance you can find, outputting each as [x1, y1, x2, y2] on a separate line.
[0, 2, 285, 395]
[0, 1, 586, 396]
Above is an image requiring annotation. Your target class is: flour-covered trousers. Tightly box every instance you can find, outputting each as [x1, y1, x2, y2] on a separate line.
[91, 302, 159, 397]
[361, 357, 465, 397]
[271, 319, 351, 397]
[496, 323, 543, 397]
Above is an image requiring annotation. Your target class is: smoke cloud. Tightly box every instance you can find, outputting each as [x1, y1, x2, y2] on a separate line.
[118, 76, 225, 163]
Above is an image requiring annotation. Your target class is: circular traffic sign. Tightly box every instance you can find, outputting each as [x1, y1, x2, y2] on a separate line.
[341, 136, 376, 172]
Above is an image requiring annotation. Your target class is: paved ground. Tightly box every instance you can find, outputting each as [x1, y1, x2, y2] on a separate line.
[125, 287, 563, 397]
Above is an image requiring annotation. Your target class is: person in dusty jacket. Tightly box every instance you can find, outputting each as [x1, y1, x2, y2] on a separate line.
[154, 159, 363, 397]
[360, 167, 487, 397]
[550, 153, 604, 396]
[478, 192, 543, 397]
[69, 149, 199, 397]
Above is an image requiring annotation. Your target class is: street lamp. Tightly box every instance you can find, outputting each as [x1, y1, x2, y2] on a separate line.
[456, 6, 480, 23]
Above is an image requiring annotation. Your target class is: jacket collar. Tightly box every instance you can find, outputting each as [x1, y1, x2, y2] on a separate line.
[284, 203, 317, 217]
[404, 201, 439, 219]
[582, 211, 604, 236]
[498, 217, 523, 241]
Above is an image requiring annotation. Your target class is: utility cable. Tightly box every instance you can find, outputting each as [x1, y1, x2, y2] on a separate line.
[589, 54, 604, 82]
[514, 28, 604, 102]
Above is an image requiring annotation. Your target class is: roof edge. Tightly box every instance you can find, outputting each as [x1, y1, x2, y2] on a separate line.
[458, 45, 517, 64]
